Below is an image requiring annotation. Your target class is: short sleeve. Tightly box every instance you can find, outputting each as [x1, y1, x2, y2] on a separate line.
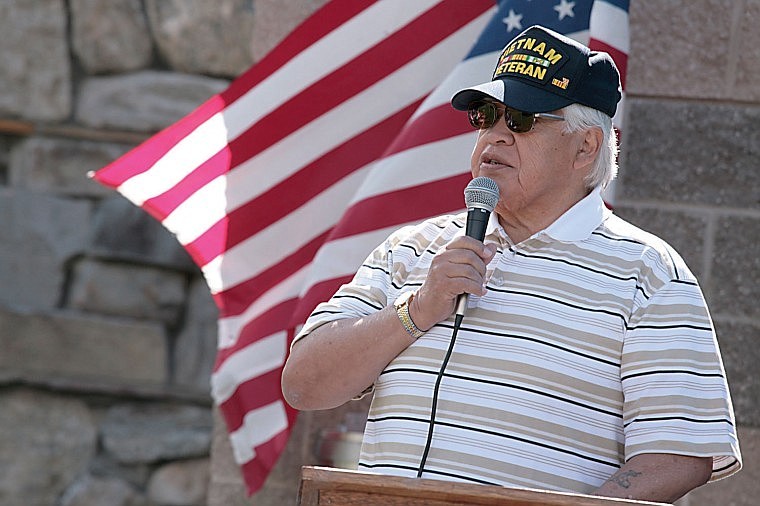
[621, 278, 741, 481]
[292, 227, 406, 347]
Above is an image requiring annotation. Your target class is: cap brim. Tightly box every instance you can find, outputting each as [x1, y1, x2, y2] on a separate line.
[451, 79, 574, 113]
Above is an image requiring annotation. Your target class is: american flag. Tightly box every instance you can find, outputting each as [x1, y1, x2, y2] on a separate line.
[92, 0, 629, 495]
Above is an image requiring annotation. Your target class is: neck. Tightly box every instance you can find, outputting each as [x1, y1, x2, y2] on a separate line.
[497, 187, 591, 244]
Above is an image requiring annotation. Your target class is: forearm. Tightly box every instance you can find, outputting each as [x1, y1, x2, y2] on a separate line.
[594, 453, 712, 503]
[281, 305, 416, 410]
[282, 236, 496, 411]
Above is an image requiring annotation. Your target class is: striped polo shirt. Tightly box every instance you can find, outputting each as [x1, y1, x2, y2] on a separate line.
[295, 189, 741, 493]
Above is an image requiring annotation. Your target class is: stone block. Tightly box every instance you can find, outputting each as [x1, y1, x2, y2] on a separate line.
[147, 458, 209, 505]
[0, 388, 97, 506]
[0, 188, 91, 309]
[87, 453, 152, 490]
[146, 0, 255, 77]
[714, 319, 760, 427]
[0, 0, 71, 121]
[91, 195, 195, 271]
[60, 474, 145, 506]
[0, 306, 168, 387]
[683, 425, 759, 506]
[68, 258, 188, 325]
[207, 481, 252, 506]
[627, 0, 736, 99]
[70, 0, 153, 74]
[9, 136, 132, 198]
[210, 406, 245, 490]
[250, 0, 328, 61]
[733, 1, 760, 102]
[75, 71, 229, 132]
[710, 216, 760, 319]
[612, 206, 709, 279]
[620, 99, 760, 208]
[173, 276, 219, 392]
[101, 403, 212, 464]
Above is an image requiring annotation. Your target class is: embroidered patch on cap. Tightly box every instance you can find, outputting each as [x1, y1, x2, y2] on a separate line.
[493, 34, 568, 88]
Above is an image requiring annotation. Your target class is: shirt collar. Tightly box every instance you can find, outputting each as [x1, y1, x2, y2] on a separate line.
[485, 188, 610, 244]
[542, 188, 610, 242]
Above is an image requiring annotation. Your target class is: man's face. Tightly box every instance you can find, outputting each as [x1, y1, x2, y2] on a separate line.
[469, 102, 587, 224]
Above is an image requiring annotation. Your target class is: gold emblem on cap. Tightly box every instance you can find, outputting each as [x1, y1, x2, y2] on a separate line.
[552, 77, 570, 89]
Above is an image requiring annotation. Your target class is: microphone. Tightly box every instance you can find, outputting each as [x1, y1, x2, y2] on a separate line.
[454, 177, 500, 319]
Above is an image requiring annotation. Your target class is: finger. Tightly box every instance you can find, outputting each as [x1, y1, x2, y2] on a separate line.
[447, 236, 497, 263]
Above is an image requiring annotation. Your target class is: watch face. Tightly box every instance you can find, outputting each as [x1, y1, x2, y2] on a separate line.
[395, 290, 414, 307]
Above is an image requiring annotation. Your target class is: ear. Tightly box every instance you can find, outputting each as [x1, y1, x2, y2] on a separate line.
[573, 127, 603, 171]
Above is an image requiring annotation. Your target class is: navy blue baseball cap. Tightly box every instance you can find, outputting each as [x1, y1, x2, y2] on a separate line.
[451, 25, 622, 118]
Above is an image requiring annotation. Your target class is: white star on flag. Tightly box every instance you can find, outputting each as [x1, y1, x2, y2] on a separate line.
[502, 8, 524, 32]
[554, 0, 576, 20]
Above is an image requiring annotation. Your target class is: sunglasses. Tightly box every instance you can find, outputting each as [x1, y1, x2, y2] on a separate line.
[467, 101, 565, 133]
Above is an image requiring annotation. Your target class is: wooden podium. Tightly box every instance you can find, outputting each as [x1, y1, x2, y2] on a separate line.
[297, 466, 668, 506]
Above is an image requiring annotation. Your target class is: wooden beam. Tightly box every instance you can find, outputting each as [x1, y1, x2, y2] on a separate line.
[0, 118, 149, 145]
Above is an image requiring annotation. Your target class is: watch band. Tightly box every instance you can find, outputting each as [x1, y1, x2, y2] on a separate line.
[395, 291, 425, 339]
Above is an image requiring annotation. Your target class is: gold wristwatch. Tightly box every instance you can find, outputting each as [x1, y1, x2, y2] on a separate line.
[394, 291, 425, 339]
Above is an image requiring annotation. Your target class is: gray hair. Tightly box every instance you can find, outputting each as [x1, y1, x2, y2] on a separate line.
[561, 103, 619, 190]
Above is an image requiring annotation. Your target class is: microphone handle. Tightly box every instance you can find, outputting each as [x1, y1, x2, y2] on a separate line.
[455, 207, 491, 317]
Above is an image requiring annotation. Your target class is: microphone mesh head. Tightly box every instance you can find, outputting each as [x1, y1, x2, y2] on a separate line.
[464, 177, 500, 212]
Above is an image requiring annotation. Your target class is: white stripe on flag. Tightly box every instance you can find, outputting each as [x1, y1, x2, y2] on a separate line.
[301, 224, 409, 288]
[590, 1, 630, 53]
[346, 134, 476, 207]
[118, 113, 229, 206]
[200, 167, 370, 291]
[216, 265, 309, 349]
[228, 401, 289, 464]
[211, 331, 287, 403]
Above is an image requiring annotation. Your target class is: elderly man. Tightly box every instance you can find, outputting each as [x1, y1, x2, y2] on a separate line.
[281, 25, 740, 503]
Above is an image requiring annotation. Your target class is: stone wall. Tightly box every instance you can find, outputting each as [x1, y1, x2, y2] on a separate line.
[0, 1, 324, 505]
[0, 1, 757, 506]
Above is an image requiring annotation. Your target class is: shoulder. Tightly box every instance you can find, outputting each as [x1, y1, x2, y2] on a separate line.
[385, 213, 466, 252]
[596, 214, 696, 283]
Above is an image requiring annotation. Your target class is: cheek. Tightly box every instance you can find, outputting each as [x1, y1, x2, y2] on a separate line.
[470, 134, 486, 173]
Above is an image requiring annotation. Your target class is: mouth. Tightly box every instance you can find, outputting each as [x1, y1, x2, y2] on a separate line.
[479, 153, 511, 170]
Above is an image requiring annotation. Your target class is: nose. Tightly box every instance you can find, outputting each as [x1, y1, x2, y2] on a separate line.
[483, 122, 516, 146]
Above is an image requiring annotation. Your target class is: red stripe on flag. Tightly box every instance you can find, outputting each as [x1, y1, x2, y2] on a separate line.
[218, 0, 378, 105]
[92, 95, 229, 188]
[218, 369, 289, 432]
[383, 103, 473, 158]
[328, 173, 471, 241]
[238, 427, 293, 495]
[214, 298, 300, 368]
[212, 230, 331, 319]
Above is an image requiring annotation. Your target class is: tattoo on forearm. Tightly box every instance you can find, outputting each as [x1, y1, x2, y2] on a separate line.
[608, 469, 642, 489]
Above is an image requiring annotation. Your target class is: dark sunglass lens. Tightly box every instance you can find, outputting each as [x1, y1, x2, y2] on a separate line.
[505, 108, 534, 133]
[468, 102, 498, 129]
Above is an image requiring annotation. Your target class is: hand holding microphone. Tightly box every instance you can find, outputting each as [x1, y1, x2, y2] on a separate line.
[454, 177, 500, 319]
[411, 177, 499, 332]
